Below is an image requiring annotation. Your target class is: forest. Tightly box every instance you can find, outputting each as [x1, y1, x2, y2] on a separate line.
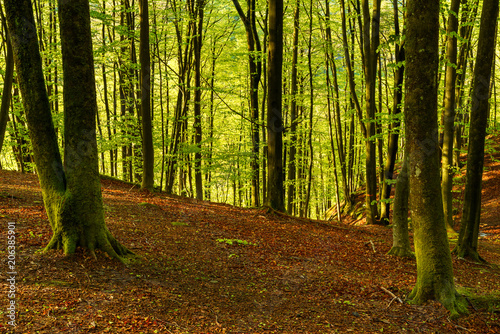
[0, 0, 500, 331]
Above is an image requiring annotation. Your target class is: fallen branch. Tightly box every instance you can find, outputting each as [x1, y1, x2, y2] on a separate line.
[365, 240, 376, 253]
[380, 286, 403, 304]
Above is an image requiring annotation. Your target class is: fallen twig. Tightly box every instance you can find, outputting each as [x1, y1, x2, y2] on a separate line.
[380, 286, 403, 304]
[365, 240, 376, 253]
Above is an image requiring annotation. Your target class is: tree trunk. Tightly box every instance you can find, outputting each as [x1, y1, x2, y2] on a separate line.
[0, 6, 14, 156]
[266, 0, 285, 212]
[454, 0, 498, 262]
[380, 0, 404, 223]
[139, 0, 154, 190]
[192, 0, 204, 200]
[387, 154, 413, 258]
[404, 0, 466, 317]
[361, 0, 381, 225]
[5, 0, 131, 262]
[441, 0, 461, 234]
[232, 0, 261, 207]
[286, 1, 299, 215]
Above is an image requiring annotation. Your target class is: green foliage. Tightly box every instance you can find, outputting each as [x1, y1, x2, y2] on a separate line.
[216, 238, 256, 246]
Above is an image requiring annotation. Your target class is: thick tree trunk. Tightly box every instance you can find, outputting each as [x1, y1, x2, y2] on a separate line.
[454, 0, 499, 262]
[405, 0, 466, 318]
[5, 0, 131, 262]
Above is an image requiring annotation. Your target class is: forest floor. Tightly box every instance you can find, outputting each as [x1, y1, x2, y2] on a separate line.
[0, 137, 500, 333]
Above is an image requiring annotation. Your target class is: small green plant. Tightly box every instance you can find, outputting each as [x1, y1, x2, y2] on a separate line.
[216, 238, 256, 246]
[171, 222, 189, 226]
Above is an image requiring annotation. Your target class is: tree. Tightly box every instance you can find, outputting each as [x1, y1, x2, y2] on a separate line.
[387, 153, 413, 258]
[232, 0, 262, 207]
[139, 0, 154, 190]
[192, 0, 205, 200]
[5, 0, 131, 262]
[454, 0, 499, 262]
[286, 0, 299, 215]
[441, 0, 461, 233]
[380, 0, 404, 223]
[0, 5, 14, 156]
[266, 0, 285, 212]
[404, 0, 467, 317]
[361, 0, 382, 225]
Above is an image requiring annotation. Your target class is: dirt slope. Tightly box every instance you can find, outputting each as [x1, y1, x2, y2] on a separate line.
[0, 150, 499, 333]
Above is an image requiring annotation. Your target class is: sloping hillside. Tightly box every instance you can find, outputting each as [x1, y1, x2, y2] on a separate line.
[0, 157, 499, 332]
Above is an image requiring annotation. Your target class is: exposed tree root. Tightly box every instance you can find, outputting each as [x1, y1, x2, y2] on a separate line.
[43, 228, 134, 264]
[407, 281, 469, 319]
[452, 245, 487, 264]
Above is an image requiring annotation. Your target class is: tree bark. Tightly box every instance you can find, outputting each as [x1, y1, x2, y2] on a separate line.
[139, 0, 154, 190]
[454, 0, 499, 262]
[0, 7, 14, 156]
[5, 0, 131, 262]
[387, 154, 413, 258]
[266, 0, 285, 212]
[404, 0, 466, 317]
[361, 0, 381, 225]
[441, 0, 460, 234]
[232, 0, 262, 207]
[286, 1, 299, 215]
[380, 0, 404, 223]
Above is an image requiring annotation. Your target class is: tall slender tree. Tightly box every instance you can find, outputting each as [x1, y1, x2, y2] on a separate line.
[0, 5, 14, 155]
[380, 0, 404, 223]
[441, 0, 461, 233]
[192, 0, 205, 200]
[454, 0, 499, 262]
[232, 0, 262, 207]
[266, 0, 284, 212]
[139, 0, 154, 190]
[361, 0, 382, 225]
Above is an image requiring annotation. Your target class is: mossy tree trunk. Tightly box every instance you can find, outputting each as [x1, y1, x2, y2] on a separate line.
[454, 0, 499, 262]
[404, 0, 467, 318]
[387, 154, 413, 258]
[5, 0, 131, 262]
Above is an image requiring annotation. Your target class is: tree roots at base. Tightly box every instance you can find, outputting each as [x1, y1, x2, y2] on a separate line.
[407, 284, 469, 319]
[43, 229, 134, 264]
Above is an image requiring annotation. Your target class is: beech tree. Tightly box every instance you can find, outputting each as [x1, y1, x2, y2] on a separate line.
[5, 0, 131, 262]
[404, 0, 467, 317]
[139, 0, 154, 190]
[440, 0, 460, 234]
[0, 5, 13, 156]
[387, 153, 413, 258]
[266, 0, 285, 212]
[455, 0, 499, 261]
